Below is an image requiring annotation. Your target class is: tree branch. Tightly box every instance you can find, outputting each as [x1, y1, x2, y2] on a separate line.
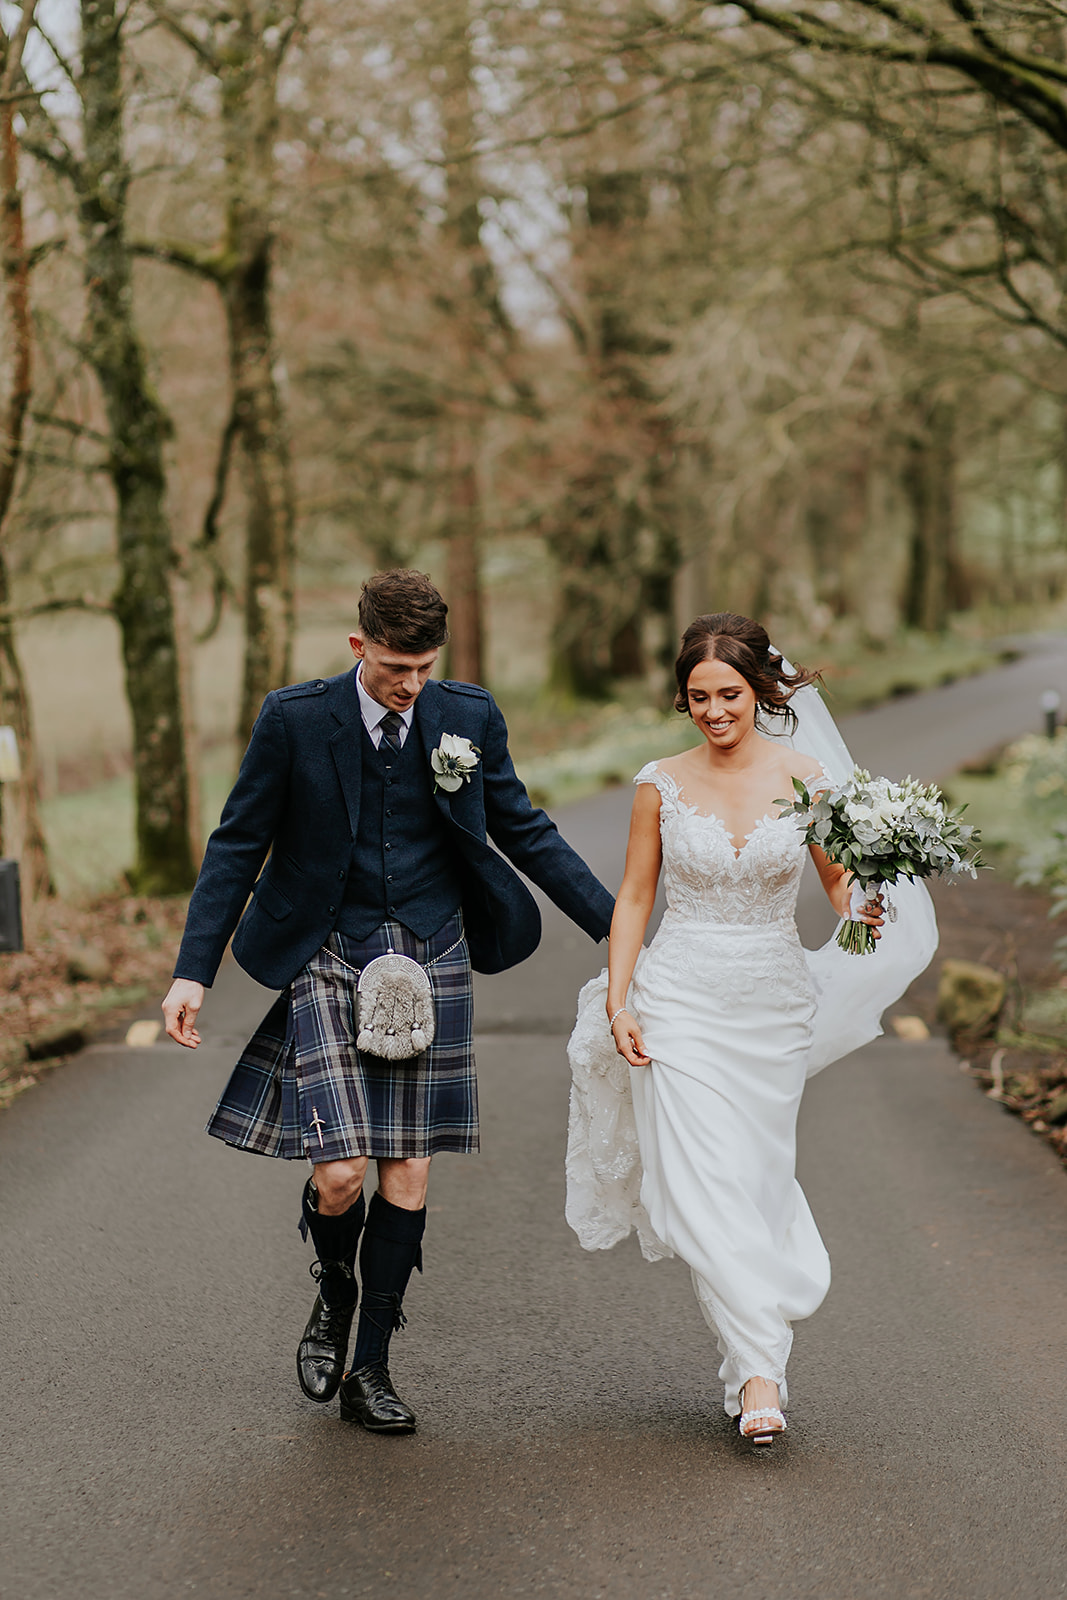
[31, 16, 78, 86]
[142, 0, 220, 69]
[719, 1, 1067, 149]
[18, 90, 83, 187]
[30, 410, 111, 446]
[0, 595, 114, 624]
[199, 401, 238, 551]
[130, 237, 227, 282]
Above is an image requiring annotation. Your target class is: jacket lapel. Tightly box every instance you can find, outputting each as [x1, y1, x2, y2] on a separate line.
[327, 669, 364, 839]
[415, 680, 487, 839]
[414, 680, 455, 828]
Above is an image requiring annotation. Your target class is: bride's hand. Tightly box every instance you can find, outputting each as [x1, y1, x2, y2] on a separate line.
[610, 1010, 651, 1067]
[846, 882, 885, 937]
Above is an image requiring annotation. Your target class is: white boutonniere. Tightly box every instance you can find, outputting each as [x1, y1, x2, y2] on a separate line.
[431, 732, 481, 793]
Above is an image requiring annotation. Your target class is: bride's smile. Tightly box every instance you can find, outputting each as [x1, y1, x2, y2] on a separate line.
[686, 659, 758, 752]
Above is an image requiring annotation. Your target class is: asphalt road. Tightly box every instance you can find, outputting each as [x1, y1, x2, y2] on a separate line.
[3, 633, 1067, 1600]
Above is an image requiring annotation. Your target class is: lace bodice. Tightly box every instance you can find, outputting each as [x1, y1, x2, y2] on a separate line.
[634, 761, 812, 929]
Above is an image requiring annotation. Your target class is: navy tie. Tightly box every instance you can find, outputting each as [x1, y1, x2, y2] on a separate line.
[379, 712, 403, 754]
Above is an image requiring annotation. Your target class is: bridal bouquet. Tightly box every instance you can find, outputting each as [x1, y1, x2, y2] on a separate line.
[780, 768, 983, 954]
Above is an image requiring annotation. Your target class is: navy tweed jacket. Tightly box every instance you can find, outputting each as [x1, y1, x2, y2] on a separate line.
[174, 671, 615, 990]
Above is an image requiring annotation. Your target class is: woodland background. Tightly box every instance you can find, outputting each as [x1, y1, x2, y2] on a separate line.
[0, 0, 1066, 908]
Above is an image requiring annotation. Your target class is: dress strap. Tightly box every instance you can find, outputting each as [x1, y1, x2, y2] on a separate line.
[633, 761, 680, 806]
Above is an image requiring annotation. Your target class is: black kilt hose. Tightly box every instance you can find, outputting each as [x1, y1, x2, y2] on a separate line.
[206, 913, 476, 1161]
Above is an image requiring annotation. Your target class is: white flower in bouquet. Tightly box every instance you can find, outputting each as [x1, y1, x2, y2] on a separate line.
[779, 767, 983, 955]
[431, 732, 481, 793]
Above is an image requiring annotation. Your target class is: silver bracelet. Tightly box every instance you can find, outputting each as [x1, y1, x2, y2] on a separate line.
[608, 1007, 629, 1030]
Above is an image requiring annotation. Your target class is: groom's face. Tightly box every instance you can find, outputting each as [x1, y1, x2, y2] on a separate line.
[349, 632, 440, 713]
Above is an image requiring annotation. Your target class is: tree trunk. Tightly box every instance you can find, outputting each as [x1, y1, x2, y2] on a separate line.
[78, 0, 196, 894]
[438, 3, 491, 686]
[444, 424, 484, 683]
[228, 239, 296, 744]
[0, 564, 52, 899]
[545, 164, 682, 695]
[221, 9, 297, 747]
[0, 13, 52, 899]
[902, 397, 958, 633]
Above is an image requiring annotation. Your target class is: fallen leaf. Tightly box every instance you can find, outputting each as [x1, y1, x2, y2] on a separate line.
[125, 1019, 161, 1047]
[891, 1015, 930, 1041]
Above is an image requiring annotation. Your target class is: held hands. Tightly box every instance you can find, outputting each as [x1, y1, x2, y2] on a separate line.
[845, 881, 885, 938]
[162, 979, 205, 1048]
[609, 1006, 651, 1068]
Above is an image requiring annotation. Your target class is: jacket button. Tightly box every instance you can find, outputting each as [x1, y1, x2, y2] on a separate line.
[337, 870, 345, 880]
[387, 874, 393, 883]
[384, 842, 392, 851]
[329, 905, 336, 914]
[386, 809, 393, 817]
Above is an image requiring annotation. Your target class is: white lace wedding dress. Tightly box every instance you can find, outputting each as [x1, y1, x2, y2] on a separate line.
[566, 753, 938, 1417]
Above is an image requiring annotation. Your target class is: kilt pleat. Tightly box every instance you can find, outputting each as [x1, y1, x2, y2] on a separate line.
[206, 913, 477, 1160]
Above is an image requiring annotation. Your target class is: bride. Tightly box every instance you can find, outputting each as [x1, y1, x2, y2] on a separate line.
[566, 612, 937, 1444]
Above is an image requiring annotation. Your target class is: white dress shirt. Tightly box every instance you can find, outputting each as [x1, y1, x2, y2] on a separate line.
[355, 662, 415, 749]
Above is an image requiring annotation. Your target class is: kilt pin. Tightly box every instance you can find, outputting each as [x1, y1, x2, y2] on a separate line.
[172, 665, 614, 1430]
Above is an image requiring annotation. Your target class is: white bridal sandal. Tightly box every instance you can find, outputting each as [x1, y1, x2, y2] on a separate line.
[738, 1381, 787, 1446]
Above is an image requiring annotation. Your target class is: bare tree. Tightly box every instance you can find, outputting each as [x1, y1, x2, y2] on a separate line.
[23, 0, 197, 894]
[144, 0, 301, 744]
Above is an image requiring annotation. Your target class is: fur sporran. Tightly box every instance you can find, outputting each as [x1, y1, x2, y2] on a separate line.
[355, 952, 436, 1060]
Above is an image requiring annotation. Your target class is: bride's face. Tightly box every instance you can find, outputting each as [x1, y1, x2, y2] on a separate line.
[687, 656, 757, 749]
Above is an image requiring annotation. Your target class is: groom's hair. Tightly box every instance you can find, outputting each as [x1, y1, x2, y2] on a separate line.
[358, 569, 450, 653]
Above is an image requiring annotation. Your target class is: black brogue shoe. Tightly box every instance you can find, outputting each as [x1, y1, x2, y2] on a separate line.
[338, 1363, 417, 1433]
[297, 1293, 357, 1403]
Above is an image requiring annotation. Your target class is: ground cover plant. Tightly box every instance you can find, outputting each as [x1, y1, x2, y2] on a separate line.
[925, 732, 1067, 1166]
[0, 894, 190, 1108]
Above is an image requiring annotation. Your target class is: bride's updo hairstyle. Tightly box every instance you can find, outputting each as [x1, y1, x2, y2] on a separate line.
[673, 613, 820, 735]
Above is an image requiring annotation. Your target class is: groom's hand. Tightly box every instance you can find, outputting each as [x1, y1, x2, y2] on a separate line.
[611, 1010, 651, 1068]
[163, 979, 205, 1048]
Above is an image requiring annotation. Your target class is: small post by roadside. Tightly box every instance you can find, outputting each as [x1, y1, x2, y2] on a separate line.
[0, 725, 24, 953]
[1040, 689, 1062, 741]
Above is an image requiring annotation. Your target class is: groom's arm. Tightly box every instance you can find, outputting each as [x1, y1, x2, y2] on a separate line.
[480, 698, 614, 941]
[172, 692, 290, 986]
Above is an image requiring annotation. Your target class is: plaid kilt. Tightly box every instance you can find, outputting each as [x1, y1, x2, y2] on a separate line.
[206, 913, 477, 1160]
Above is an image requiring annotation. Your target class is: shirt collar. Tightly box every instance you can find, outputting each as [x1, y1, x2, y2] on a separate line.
[355, 661, 416, 734]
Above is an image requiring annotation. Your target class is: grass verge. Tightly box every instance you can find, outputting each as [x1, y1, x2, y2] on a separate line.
[0, 894, 189, 1108]
[918, 742, 1067, 1167]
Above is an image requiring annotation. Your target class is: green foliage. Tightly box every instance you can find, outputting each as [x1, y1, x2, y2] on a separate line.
[1009, 730, 1067, 967]
[781, 768, 983, 954]
[515, 707, 699, 809]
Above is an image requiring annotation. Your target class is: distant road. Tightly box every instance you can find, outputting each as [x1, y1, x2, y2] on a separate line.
[3, 632, 1067, 1600]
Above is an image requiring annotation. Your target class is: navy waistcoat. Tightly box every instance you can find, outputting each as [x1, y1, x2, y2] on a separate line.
[335, 719, 462, 939]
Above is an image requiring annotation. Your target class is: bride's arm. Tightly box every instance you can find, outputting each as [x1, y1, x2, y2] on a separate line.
[786, 753, 884, 933]
[808, 841, 885, 935]
[607, 783, 662, 1066]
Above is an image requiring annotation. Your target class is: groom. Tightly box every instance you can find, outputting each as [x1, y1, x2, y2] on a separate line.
[162, 569, 614, 1433]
